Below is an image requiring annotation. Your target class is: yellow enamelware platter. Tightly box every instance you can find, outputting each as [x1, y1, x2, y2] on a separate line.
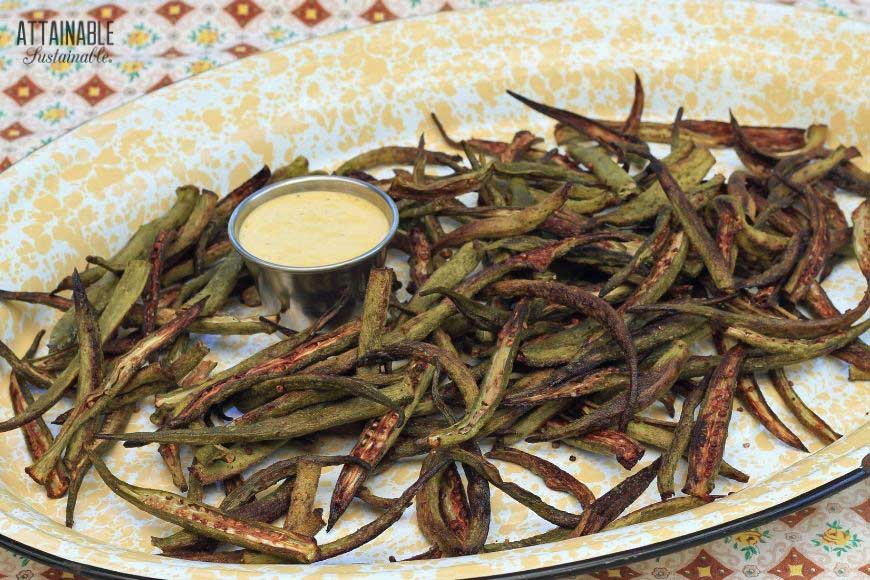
[0, 0, 868, 577]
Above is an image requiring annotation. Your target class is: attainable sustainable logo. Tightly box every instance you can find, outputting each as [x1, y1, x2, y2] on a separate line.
[16, 18, 114, 65]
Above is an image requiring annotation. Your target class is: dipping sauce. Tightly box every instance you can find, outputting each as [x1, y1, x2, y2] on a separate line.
[237, 190, 390, 268]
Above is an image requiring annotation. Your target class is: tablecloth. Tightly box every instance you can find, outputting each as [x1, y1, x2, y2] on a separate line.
[0, 0, 868, 578]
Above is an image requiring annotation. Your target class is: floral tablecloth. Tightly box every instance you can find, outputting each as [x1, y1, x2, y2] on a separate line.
[0, 0, 868, 578]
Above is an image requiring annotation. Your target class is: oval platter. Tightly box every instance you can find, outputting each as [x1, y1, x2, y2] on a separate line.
[0, 0, 868, 577]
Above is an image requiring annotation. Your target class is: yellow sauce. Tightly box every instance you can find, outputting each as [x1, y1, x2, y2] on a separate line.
[238, 191, 390, 267]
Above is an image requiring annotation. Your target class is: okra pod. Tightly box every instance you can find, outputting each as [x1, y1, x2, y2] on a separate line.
[89, 452, 319, 562]
[684, 345, 746, 498]
[529, 340, 688, 441]
[485, 280, 638, 429]
[284, 460, 324, 536]
[427, 299, 529, 448]
[485, 445, 594, 508]
[603, 496, 709, 531]
[570, 458, 661, 537]
[769, 368, 840, 445]
[327, 362, 433, 530]
[357, 268, 394, 377]
[431, 185, 568, 251]
[8, 373, 69, 498]
[26, 299, 204, 484]
[0, 261, 150, 432]
[658, 380, 705, 499]
[737, 373, 806, 451]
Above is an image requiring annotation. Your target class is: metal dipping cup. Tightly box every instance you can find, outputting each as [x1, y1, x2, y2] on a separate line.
[228, 175, 399, 329]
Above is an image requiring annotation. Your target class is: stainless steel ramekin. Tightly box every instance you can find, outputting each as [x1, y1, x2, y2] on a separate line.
[227, 175, 399, 329]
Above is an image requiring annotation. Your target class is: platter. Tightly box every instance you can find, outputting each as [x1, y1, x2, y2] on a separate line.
[0, 0, 867, 577]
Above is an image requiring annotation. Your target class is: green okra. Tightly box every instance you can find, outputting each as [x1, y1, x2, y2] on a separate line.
[449, 447, 581, 529]
[167, 318, 361, 427]
[485, 445, 594, 509]
[769, 368, 841, 445]
[182, 251, 243, 316]
[658, 381, 705, 499]
[570, 458, 661, 537]
[89, 452, 319, 563]
[284, 460, 324, 535]
[760, 146, 859, 224]
[437, 462, 473, 554]
[603, 496, 708, 531]
[640, 152, 734, 291]
[166, 191, 218, 259]
[406, 242, 481, 314]
[736, 373, 806, 451]
[214, 166, 271, 221]
[0, 339, 54, 389]
[620, 230, 689, 311]
[723, 318, 870, 355]
[103, 381, 414, 445]
[8, 368, 69, 498]
[427, 300, 530, 448]
[317, 457, 451, 561]
[599, 209, 670, 299]
[357, 268, 394, 377]
[421, 287, 510, 331]
[632, 293, 870, 339]
[335, 146, 462, 176]
[192, 440, 287, 486]
[0, 261, 150, 432]
[161, 240, 232, 285]
[529, 340, 688, 441]
[492, 161, 602, 190]
[499, 399, 570, 445]
[431, 185, 568, 251]
[416, 454, 464, 556]
[556, 425, 646, 470]
[482, 528, 571, 553]
[63, 271, 104, 474]
[26, 300, 205, 485]
[567, 145, 636, 197]
[269, 155, 310, 184]
[47, 272, 117, 351]
[171, 267, 215, 308]
[684, 345, 746, 498]
[327, 361, 433, 531]
[508, 177, 536, 207]
[65, 403, 135, 527]
[603, 146, 715, 226]
[359, 341, 478, 410]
